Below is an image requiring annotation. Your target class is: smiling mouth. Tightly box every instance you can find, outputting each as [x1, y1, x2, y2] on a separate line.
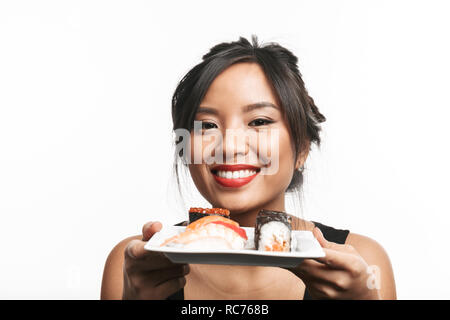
[210, 164, 261, 188]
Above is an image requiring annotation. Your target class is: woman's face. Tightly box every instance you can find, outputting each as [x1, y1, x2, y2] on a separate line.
[188, 62, 305, 218]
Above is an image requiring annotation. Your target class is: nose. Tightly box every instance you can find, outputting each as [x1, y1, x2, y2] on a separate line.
[221, 128, 251, 164]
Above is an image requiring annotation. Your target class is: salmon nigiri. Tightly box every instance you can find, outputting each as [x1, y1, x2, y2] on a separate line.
[160, 216, 247, 250]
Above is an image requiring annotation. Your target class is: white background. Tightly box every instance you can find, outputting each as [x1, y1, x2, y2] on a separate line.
[1, 0, 449, 299]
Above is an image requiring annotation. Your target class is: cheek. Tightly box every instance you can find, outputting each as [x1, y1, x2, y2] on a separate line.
[188, 163, 218, 202]
[190, 132, 221, 164]
[260, 127, 296, 189]
[189, 133, 202, 164]
[188, 164, 207, 186]
[257, 127, 295, 169]
[279, 129, 296, 167]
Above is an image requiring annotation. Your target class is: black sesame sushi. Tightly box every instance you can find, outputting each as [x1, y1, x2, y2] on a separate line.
[254, 209, 293, 252]
[189, 207, 230, 224]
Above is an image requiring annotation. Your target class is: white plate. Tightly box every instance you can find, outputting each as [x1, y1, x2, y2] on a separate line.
[144, 226, 325, 267]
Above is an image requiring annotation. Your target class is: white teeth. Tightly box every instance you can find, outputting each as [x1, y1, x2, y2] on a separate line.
[215, 170, 258, 179]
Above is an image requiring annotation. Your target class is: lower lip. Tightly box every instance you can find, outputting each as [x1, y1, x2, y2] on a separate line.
[212, 172, 259, 188]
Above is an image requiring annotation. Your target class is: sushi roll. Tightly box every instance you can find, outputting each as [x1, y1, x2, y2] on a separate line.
[254, 209, 293, 252]
[189, 207, 230, 224]
[160, 215, 247, 250]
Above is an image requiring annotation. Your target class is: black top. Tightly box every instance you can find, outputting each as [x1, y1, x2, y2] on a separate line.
[166, 220, 350, 300]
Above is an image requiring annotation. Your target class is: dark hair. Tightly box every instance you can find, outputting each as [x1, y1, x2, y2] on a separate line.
[171, 35, 326, 192]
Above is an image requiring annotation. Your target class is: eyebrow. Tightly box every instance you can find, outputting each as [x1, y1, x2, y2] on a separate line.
[197, 102, 279, 115]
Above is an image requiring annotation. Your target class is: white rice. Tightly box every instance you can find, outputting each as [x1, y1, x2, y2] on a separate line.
[257, 221, 291, 251]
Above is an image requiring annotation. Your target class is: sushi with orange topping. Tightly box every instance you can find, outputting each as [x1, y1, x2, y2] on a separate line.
[160, 215, 248, 250]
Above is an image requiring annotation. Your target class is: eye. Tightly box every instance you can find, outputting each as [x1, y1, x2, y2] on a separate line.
[249, 118, 274, 127]
[201, 121, 218, 130]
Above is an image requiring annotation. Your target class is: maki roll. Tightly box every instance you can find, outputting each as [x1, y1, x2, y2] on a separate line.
[254, 209, 293, 252]
[189, 207, 230, 224]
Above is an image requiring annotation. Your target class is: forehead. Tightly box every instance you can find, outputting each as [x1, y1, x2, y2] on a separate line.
[201, 62, 280, 108]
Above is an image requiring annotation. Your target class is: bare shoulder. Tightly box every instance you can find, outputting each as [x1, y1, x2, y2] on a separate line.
[345, 232, 397, 299]
[345, 233, 389, 259]
[100, 235, 141, 300]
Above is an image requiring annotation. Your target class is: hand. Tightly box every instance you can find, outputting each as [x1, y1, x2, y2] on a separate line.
[122, 221, 190, 300]
[287, 227, 381, 300]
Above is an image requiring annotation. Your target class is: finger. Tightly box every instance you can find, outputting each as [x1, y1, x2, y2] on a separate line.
[313, 228, 359, 256]
[298, 259, 349, 288]
[293, 262, 352, 299]
[284, 257, 323, 280]
[153, 264, 190, 286]
[142, 221, 163, 241]
[314, 248, 360, 271]
[287, 258, 326, 279]
[134, 276, 186, 300]
[299, 257, 327, 270]
[155, 276, 187, 299]
[306, 277, 342, 300]
[125, 239, 150, 260]
[291, 258, 357, 297]
[125, 245, 179, 272]
[125, 239, 172, 266]
[142, 222, 154, 241]
[313, 227, 340, 249]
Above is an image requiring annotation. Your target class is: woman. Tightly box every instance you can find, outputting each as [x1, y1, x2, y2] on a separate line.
[101, 35, 396, 300]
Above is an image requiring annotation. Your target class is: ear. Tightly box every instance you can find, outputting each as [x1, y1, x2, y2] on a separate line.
[295, 140, 310, 170]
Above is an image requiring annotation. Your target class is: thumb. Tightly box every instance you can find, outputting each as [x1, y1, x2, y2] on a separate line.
[142, 221, 162, 241]
[313, 227, 333, 249]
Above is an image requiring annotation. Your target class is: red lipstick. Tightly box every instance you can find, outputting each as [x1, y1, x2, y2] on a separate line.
[210, 164, 260, 188]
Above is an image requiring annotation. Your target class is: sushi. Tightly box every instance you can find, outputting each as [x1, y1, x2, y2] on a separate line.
[160, 215, 247, 250]
[254, 209, 293, 252]
[189, 207, 230, 224]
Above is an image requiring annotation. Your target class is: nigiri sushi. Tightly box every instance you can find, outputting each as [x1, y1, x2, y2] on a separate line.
[160, 215, 247, 250]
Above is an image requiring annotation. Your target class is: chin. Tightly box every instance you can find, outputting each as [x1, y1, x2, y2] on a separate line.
[209, 191, 263, 214]
[197, 174, 284, 214]
[221, 202, 255, 214]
